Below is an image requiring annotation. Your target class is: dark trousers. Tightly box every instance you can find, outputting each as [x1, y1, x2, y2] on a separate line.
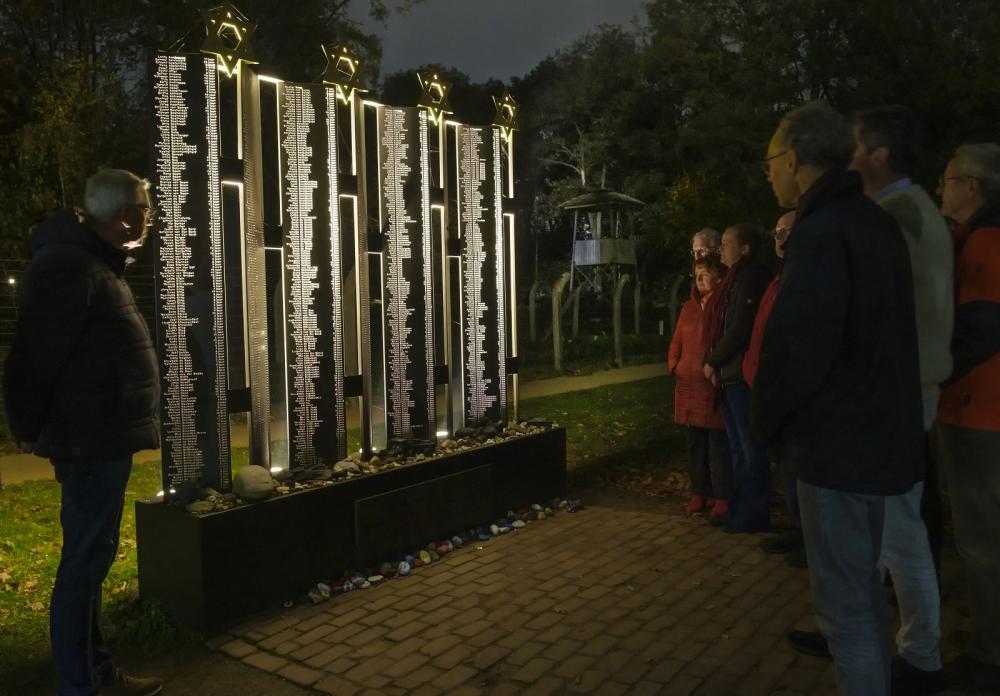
[51, 456, 132, 696]
[780, 459, 801, 531]
[720, 381, 771, 530]
[686, 426, 733, 499]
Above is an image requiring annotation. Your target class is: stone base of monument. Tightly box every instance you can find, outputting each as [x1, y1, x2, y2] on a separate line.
[135, 427, 566, 633]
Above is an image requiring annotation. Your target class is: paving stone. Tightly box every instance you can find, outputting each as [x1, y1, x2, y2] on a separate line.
[471, 644, 510, 670]
[395, 664, 442, 690]
[313, 674, 361, 696]
[511, 657, 555, 683]
[277, 663, 323, 686]
[431, 664, 477, 691]
[241, 651, 288, 674]
[218, 639, 256, 659]
[433, 642, 476, 670]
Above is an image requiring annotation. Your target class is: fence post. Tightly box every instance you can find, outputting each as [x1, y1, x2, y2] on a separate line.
[668, 274, 686, 336]
[613, 273, 630, 368]
[528, 280, 540, 342]
[571, 286, 582, 338]
[633, 280, 641, 335]
[551, 272, 570, 372]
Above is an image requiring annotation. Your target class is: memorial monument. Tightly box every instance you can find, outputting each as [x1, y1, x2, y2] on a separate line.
[136, 3, 564, 632]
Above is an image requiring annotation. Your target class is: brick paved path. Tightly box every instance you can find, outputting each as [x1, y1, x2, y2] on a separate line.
[215, 497, 854, 695]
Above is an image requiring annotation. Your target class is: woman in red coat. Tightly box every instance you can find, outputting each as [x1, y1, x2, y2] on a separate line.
[668, 255, 733, 518]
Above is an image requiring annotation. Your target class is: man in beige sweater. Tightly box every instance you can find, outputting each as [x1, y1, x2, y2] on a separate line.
[850, 105, 954, 695]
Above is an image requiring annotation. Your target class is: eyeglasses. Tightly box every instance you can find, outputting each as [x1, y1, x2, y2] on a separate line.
[691, 247, 716, 259]
[937, 175, 970, 187]
[128, 204, 159, 224]
[761, 150, 789, 174]
[772, 225, 792, 239]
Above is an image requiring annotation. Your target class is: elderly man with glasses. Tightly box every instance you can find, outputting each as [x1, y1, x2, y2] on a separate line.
[690, 226, 722, 260]
[3, 169, 163, 696]
[934, 143, 1000, 691]
[751, 102, 923, 696]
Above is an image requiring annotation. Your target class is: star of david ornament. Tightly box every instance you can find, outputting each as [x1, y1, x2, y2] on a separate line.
[492, 89, 519, 138]
[200, 3, 258, 78]
[417, 72, 452, 125]
[321, 44, 367, 103]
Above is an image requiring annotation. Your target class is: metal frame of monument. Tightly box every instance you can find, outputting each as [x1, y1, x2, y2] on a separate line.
[137, 4, 563, 632]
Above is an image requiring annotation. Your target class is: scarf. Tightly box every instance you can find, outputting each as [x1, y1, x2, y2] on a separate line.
[702, 255, 747, 355]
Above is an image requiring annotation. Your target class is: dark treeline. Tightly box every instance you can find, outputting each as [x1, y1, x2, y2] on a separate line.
[3, 0, 1000, 298]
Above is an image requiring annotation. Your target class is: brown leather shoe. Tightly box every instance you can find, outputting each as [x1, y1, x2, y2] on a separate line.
[103, 668, 163, 696]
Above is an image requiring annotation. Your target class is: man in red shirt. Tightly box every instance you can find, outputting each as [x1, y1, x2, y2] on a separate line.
[935, 143, 1000, 689]
[745, 211, 804, 567]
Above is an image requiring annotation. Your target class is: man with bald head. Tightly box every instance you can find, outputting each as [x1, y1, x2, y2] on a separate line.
[752, 102, 923, 695]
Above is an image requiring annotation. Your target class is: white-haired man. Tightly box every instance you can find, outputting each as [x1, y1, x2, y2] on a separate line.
[935, 143, 1000, 691]
[4, 169, 162, 695]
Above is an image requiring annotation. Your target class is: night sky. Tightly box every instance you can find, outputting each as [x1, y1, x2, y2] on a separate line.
[348, 0, 649, 83]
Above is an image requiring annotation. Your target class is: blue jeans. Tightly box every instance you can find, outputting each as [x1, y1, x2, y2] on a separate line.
[720, 381, 771, 530]
[51, 456, 132, 696]
[798, 480, 891, 696]
[881, 482, 941, 671]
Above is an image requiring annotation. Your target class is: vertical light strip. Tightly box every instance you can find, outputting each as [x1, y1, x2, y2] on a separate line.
[493, 129, 507, 417]
[326, 86, 346, 457]
[419, 109, 436, 433]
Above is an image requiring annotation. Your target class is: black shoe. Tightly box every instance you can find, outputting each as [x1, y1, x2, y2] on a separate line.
[709, 513, 730, 527]
[723, 521, 770, 534]
[891, 656, 944, 695]
[759, 530, 801, 554]
[941, 653, 1000, 692]
[786, 630, 831, 659]
[784, 546, 808, 568]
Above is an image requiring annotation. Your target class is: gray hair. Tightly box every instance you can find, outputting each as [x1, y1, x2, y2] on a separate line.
[776, 101, 854, 171]
[83, 169, 148, 225]
[953, 143, 1000, 203]
[692, 226, 721, 248]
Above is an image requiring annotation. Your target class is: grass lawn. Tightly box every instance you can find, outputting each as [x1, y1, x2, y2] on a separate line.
[0, 374, 685, 691]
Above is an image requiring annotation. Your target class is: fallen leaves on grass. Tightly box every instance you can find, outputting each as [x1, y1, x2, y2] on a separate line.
[26, 601, 44, 612]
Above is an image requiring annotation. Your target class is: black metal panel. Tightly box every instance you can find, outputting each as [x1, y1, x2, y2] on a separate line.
[456, 125, 507, 426]
[377, 106, 436, 440]
[152, 53, 231, 492]
[278, 82, 348, 466]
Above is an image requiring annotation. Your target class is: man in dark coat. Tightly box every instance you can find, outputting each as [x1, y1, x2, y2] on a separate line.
[4, 169, 162, 695]
[702, 223, 773, 532]
[752, 102, 923, 696]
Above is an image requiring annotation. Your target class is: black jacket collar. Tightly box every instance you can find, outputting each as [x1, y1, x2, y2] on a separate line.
[794, 168, 865, 226]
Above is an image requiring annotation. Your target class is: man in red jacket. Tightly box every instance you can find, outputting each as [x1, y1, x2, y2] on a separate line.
[935, 143, 1000, 689]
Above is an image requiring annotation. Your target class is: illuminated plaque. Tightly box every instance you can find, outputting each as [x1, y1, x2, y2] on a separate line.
[278, 82, 347, 466]
[152, 54, 232, 491]
[377, 106, 436, 438]
[457, 125, 507, 424]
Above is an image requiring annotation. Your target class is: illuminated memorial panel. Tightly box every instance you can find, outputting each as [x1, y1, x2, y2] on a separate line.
[377, 106, 436, 439]
[456, 125, 507, 425]
[153, 54, 232, 490]
[278, 82, 348, 465]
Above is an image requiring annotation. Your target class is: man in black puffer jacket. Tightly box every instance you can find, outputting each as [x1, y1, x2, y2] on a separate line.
[4, 169, 162, 696]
